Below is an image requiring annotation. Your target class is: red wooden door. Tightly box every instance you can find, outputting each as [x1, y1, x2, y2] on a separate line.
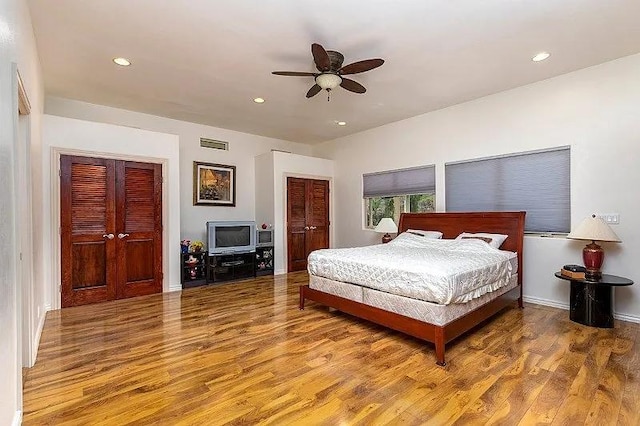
[61, 155, 162, 307]
[115, 161, 163, 298]
[286, 177, 329, 272]
[61, 156, 117, 307]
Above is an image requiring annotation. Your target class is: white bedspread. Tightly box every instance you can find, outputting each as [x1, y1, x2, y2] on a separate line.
[307, 236, 515, 305]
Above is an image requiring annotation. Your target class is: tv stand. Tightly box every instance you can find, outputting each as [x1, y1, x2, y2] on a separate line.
[207, 252, 255, 283]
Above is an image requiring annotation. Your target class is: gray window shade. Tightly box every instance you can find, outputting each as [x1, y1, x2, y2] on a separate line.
[445, 147, 570, 233]
[363, 165, 435, 198]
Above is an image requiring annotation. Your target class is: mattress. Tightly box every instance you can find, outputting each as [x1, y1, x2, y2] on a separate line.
[308, 274, 519, 326]
[307, 237, 516, 305]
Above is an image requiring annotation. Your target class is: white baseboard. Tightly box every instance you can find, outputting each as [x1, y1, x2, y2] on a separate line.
[274, 269, 286, 276]
[12, 410, 22, 426]
[168, 284, 182, 292]
[614, 312, 640, 324]
[31, 309, 47, 366]
[523, 296, 569, 311]
[523, 296, 640, 324]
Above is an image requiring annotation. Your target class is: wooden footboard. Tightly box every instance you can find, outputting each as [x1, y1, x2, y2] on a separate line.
[299, 284, 520, 366]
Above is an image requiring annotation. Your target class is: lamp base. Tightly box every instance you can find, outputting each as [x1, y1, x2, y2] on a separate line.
[583, 241, 604, 282]
[381, 233, 392, 244]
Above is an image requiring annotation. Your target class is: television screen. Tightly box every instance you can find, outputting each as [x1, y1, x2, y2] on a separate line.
[216, 225, 251, 248]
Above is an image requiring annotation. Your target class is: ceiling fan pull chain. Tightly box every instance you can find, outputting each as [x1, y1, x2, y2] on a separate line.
[327, 89, 331, 102]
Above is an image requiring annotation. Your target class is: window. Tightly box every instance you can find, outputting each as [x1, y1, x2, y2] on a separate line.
[445, 147, 570, 233]
[363, 165, 435, 228]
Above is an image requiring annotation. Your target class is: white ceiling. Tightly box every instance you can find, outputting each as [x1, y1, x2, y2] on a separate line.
[28, 0, 640, 144]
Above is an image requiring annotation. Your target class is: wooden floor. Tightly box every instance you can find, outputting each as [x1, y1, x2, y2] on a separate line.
[23, 272, 640, 425]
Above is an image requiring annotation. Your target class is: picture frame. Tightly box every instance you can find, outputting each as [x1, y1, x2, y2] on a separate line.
[193, 161, 236, 206]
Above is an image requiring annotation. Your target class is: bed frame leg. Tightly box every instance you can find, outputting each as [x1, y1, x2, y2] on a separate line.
[518, 296, 524, 309]
[435, 327, 446, 366]
[299, 286, 306, 310]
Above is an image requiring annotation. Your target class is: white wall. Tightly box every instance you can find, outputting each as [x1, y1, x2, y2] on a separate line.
[314, 53, 640, 322]
[42, 115, 182, 309]
[16, 0, 45, 370]
[0, 0, 45, 423]
[255, 151, 335, 273]
[45, 97, 313, 245]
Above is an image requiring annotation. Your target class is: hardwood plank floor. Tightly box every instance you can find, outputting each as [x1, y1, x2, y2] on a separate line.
[23, 272, 640, 425]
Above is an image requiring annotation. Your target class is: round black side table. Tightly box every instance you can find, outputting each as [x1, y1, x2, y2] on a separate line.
[555, 272, 633, 328]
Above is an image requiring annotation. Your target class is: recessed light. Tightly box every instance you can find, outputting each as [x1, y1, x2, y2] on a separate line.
[532, 52, 550, 62]
[113, 57, 131, 66]
[253, 97, 265, 104]
[336, 121, 347, 126]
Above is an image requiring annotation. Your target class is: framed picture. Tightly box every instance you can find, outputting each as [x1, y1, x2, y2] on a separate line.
[193, 162, 236, 206]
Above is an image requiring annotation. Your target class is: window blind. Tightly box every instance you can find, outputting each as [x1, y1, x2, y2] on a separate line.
[445, 147, 570, 233]
[363, 165, 436, 198]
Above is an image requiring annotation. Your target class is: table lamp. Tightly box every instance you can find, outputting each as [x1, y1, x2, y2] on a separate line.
[375, 218, 398, 244]
[567, 214, 621, 281]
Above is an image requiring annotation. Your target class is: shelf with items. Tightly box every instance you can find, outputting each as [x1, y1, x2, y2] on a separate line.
[181, 251, 208, 288]
[255, 246, 274, 276]
[207, 252, 256, 284]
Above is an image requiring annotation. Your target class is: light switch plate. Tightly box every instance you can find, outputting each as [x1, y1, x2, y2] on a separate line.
[597, 213, 620, 224]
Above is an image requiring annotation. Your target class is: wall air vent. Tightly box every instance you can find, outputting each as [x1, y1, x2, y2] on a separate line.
[200, 138, 229, 151]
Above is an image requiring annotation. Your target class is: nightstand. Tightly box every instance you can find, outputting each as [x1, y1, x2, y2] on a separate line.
[555, 272, 633, 328]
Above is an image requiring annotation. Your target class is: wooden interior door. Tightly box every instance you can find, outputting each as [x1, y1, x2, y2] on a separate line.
[61, 156, 117, 307]
[61, 155, 162, 307]
[115, 161, 163, 299]
[287, 177, 329, 272]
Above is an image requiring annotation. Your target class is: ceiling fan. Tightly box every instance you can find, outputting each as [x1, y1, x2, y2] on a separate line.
[272, 43, 384, 101]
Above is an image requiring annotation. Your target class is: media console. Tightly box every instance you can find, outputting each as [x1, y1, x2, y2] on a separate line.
[207, 252, 256, 284]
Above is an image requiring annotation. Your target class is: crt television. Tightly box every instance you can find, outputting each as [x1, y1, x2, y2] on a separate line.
[207, 221, 256, 255]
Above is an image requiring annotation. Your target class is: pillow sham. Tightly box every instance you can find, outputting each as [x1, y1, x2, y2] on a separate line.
[406, 229, 443, 239]
[456, 232, 508, 249]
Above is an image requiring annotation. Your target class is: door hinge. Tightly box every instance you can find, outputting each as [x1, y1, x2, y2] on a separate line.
[58, 169, 61, 177]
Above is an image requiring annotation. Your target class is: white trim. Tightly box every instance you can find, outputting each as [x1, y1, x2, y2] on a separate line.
[274, 269, 286, 276]
[168, 283, 182, 292]
[12, 410, 22, 426]
[30, 309, 46, 366]
[522, 295, 569, 311]
[614, 312, 640, 324]
[523, 296, 640, 324]
[50, 147, 171, 310]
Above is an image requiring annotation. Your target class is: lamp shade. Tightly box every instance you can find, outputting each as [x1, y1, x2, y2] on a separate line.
[315, 73, 342, 90]
[567, 214, 621, 243]
[374, 218, 398, 234]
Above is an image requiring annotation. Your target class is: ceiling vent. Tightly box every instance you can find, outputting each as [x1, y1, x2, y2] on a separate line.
[200, 138, 229, 151]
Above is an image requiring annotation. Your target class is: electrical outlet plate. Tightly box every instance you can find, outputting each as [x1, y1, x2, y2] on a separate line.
[597, 213, 620, 224]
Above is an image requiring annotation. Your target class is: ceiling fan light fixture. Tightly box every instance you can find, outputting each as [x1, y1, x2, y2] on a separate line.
[315, 73, 342, 90]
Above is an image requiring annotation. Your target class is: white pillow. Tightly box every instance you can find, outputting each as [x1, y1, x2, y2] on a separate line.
[456, 232, 508, 249]
[406, 229, 443, 239]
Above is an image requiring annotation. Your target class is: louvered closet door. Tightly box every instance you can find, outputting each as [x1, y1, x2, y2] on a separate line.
[287, 177, 330, 272]
[61, 155, 163, 307]
[115, 161, 162, 298]
[61, 156, 117, 307]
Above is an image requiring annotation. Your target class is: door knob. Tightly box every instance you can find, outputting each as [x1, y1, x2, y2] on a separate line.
[118, 233, 130, 239]
[102, 233, 115, 240]
[304, 226, 310, 230]
[310, 226, 317, 230]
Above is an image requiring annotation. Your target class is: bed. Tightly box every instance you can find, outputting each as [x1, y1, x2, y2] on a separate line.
[299, 211, 525, 366]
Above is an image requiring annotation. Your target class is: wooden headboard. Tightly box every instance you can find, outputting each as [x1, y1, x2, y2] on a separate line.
[398, 211, 526, 285]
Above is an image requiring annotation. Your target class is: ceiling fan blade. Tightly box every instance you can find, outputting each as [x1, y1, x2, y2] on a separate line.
[306, 84, 322, 98]
[339, 58, 385, 75]
[272, 71, 317, 76]
[340, 78, 366, 94]
[311, 43, 331, 71]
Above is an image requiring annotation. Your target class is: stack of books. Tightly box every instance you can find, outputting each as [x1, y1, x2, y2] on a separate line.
[560, 264, 586, 279]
